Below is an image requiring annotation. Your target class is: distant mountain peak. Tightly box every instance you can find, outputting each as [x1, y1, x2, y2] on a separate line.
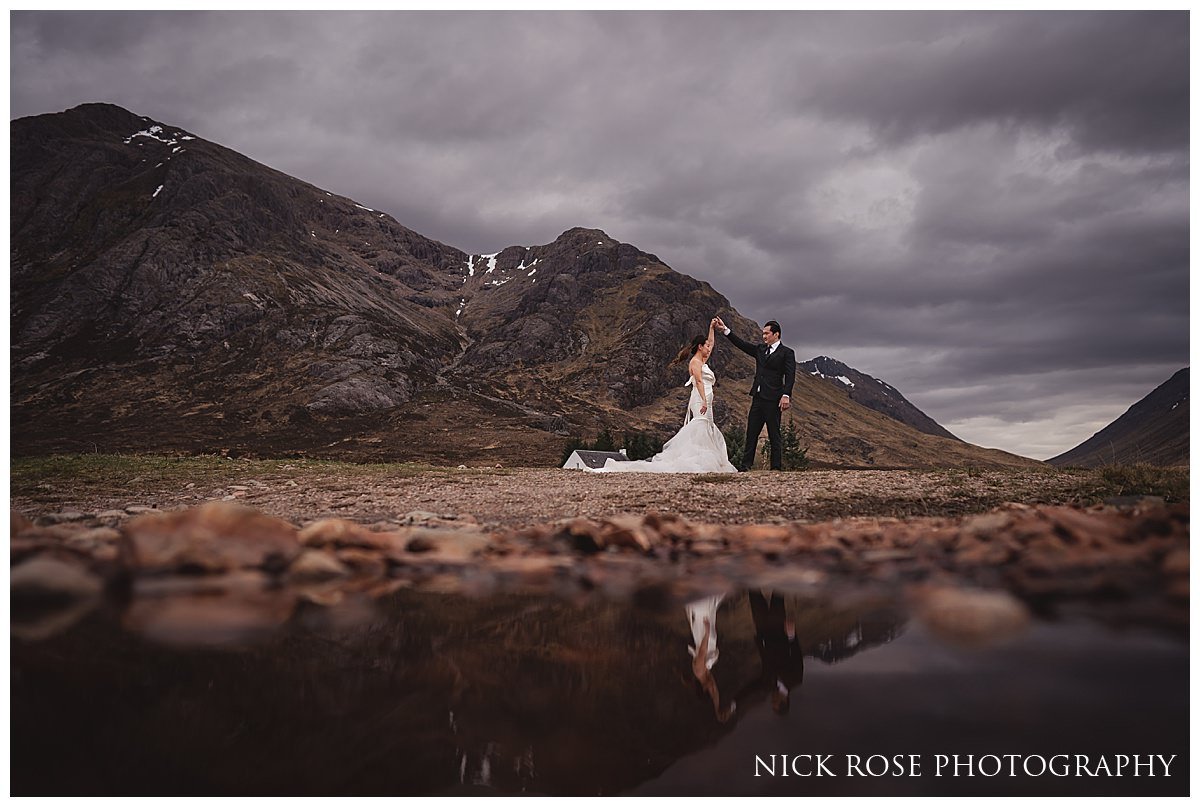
[1048, 368, 1189, 467]
[800, 356, 959, 441]
[559, 226, 613, 241]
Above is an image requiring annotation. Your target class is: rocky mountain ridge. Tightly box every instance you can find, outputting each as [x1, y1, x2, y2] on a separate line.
[799, 356, 960, 441]
[1048, 369, 1188, 467]
[11, 103, 1035, 469]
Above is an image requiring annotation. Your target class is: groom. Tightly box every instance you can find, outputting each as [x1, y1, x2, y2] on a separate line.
[714, 316, 796, 471]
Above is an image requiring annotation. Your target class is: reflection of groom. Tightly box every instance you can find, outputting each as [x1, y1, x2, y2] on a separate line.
[714, 317, 797, 471]
[737, 590, 804, 716]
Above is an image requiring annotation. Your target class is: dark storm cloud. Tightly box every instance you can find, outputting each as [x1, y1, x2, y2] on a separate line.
[797, 11, 1189, 154]
[10, 10, 1189, 459]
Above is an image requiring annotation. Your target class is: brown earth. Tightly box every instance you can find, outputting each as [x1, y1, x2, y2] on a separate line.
[11, 463, 1189, 647]
[11, 464, 1143, 529]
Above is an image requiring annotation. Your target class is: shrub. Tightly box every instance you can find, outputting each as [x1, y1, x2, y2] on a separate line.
[1096, 464, 1189, 502]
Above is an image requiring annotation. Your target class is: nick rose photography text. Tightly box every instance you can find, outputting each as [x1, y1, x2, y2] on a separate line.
[753, 754, 1178, 778]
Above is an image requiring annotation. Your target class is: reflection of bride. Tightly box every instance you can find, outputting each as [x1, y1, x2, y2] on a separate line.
[594, 319, 738, 474]
[685, 595, 734, 723]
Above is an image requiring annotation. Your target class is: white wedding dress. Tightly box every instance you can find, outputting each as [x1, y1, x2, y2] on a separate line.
[594, 363, 738, 474]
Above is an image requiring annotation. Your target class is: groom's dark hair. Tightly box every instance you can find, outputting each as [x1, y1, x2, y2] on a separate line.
[766, 320, 781, 336]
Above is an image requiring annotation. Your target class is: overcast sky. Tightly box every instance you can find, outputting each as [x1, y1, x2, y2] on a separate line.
[10, 10, 1190, 459]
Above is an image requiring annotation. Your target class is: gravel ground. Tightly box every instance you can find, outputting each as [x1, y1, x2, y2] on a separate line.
[12, 465, 1139, 529]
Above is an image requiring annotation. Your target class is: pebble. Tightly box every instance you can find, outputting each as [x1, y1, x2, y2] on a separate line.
[124, 501, 301, 573]
[122, 589, 297, 647]
[861, 549, 916, 563]
[11, 556, 104, 641]
[397, 510, 478, 527]
[334, 548, 388, 576]
[11, 511, 33, 536]
[299, 518, 408, 552]
[912, 585, 1031, 645]
[11, 556, 104, 601]
[39, 511, 91, 525]
[1104, 495, 1166, 510]
[405, 528, 491, 559]
[1161, 548, 1188, 577]
[961, 512, 1011, 539]
[125, 505, 162, 515]
[287, 550, 352, 581]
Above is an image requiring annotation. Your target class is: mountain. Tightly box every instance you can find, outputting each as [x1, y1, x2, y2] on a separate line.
[800, 356, 959, 441]
[11, 103, 1036, 469]
[1048, 369, 1189, 467]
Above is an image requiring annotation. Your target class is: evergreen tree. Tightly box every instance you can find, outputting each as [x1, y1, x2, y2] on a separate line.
[560, 436, 585, 465]
[780, 416, 809, 471]
[748, 417, 810, 471]
[724, 424, 746, 470]
[621, 431, 663, 460]
[593, 428, 616, 452]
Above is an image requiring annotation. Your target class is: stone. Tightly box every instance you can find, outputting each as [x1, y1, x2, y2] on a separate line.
[912, 585, 1031, 646]
[737, 524, 792, 543]
[1161, 548, 1188, 577]
[125, 505, 162, 515]
[296, 585, 346, 607]
[1166, 579, 1189, 603]
[122, 589, 297, 647]
[62, 527, 122, 551]
[298, 518, 408, 551]
[123, 502, 301, 574]
[11, 557, 104, 641]
[1103, 495, 1166, 510]
[11, 556, 104, 601]
[287, 549, 352, 581]
[954, 539, 1013, 566]
[642, 512, 696, 542]
[405, 528, 491, 559]
[861, 549, 916, 563]
[556, 518, 607, 554]
[334, 548, 388, 576]
[1040, 506, 1125, 547]
[396, 510, 479, 527]
[597, 516, 655, 552]
[38, 511, 90, 525]
[961, 512, 1012, 540]
[11, 511, 33, 537]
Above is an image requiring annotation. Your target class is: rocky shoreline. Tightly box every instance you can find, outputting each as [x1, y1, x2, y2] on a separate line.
[11, 491, 1189, 646]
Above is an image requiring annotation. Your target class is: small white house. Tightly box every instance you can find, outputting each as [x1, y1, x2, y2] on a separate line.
[563, 448, 628, 470]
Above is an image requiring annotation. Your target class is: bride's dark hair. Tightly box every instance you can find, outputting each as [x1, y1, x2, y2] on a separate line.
[669, 334, 707, 367]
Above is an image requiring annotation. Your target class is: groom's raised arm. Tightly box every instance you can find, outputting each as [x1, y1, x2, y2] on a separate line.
[720, 323, 759, 359]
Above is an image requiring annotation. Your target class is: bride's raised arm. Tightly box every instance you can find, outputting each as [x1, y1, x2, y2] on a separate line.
[705, 319, 716, 354]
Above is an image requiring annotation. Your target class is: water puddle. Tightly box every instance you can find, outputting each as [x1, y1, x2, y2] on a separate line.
[11, 585, 1188, 796]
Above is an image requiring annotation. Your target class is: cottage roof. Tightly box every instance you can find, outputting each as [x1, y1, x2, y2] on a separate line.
[569, 450, 629, 469]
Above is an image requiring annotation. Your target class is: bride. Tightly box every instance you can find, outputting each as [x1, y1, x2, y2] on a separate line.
[595, 319, 738, 474]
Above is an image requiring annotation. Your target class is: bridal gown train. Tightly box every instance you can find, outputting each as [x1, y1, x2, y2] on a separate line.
[595, 363, 738, 474]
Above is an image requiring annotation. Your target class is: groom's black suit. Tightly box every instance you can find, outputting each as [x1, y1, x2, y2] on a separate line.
[724, 329, 797, 471]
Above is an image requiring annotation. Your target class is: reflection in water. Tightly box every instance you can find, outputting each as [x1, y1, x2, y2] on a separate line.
[742, 591, 805, 716]
[684, 595, 732, 723]
[10, 587, 1188, 796]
